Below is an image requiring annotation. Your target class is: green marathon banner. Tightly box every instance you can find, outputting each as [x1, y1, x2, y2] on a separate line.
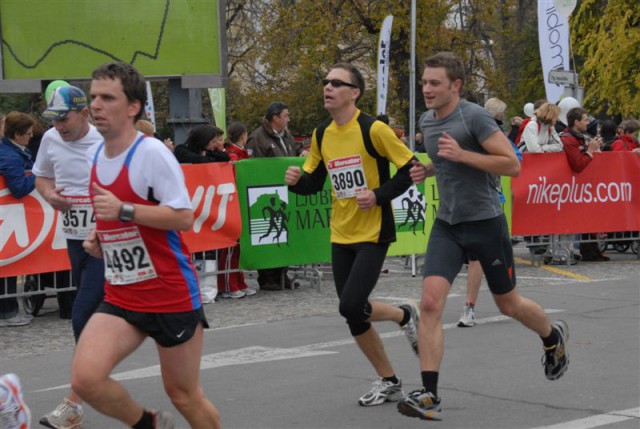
[236, 158, 332, 269]
[235, 154, 511, 269]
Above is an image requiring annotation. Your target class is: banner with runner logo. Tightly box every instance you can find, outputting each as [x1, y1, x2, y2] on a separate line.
[235, 158, 332, 269]
[0, 164, 241, 277]
[512, 152, 640, 235]
[388, 153, 430, 256]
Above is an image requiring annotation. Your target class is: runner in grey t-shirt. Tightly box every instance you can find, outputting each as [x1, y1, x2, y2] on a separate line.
[419, 98, 503, 224]
[397, 52, 570, 422]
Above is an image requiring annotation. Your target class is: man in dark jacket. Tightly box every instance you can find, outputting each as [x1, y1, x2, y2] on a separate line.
[247, 101, 301, 158]
[246, 102, 302, 290]
[0, 111, 36, 327]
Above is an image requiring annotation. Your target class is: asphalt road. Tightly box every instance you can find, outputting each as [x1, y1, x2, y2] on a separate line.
[1, 246, 639, 429]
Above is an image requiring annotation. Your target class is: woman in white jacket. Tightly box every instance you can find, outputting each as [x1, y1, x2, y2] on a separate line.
[522, 103, 564, 153]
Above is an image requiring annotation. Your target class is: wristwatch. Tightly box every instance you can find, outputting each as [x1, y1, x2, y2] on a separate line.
[119, 203, 135, 222]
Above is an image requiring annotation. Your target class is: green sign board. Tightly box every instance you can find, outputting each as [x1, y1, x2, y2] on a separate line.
[236, 158, 332, 269]
[0, 0, 226, 82]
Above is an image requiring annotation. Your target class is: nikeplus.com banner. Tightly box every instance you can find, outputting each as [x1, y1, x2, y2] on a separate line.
[512, 152, 640, 235]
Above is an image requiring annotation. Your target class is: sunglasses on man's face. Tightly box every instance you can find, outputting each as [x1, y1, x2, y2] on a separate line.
[322, 79, 358, 89]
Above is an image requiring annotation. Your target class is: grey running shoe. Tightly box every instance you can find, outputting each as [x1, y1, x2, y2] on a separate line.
[397, 388, 441, 420]
[399, 303, 419, 355]
[151, 410, 175, 429]
[542, 320, 569, 380]
[358, 378, 405, 407]
[0, 314, 32, 327]
[39, 398, 82, 429]
[457, 304, 476, 327]
[1, 373, 31, 429]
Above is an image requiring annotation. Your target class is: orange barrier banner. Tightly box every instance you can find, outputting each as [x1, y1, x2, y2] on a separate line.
[512, 152, 640, 235]
[181, 163, 241, 252]
[0, 163, 241, 277]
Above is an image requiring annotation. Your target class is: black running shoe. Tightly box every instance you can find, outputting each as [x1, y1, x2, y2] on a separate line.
[397, 388, 441, 420]
[542, 320, 569, 380]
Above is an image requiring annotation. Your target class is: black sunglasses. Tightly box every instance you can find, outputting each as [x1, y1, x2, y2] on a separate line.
[322, 78, 358, 89]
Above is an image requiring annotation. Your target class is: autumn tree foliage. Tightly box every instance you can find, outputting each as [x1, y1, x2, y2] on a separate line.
[224, 0, 548, 135]
[571, 0, 640, 118]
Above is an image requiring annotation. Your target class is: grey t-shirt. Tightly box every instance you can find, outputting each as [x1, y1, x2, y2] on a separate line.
[419, 99, 503, 224]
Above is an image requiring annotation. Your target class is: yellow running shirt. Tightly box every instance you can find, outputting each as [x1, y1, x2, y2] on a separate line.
[300, 110, 414, 244]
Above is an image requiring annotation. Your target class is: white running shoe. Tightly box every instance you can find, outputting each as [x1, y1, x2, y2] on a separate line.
[0, 373, 31, 429]
[220, 290, 246, 299]
[241, 287, 257, 296]
[457, 304, 476, 327]
[39, 398, 82, 429]
[358, 378, 404, 407]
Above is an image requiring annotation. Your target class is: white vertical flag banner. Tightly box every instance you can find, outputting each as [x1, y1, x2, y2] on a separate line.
[537, 1, 571, 103]
[144, 81, 156, 127]
[377, 15, 393, 116]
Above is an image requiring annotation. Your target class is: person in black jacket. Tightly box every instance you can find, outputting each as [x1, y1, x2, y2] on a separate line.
[174, 124, 230, 164]
[0, 112, 36, 327]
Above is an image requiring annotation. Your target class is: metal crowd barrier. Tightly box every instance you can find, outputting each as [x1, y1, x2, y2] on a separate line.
[521, 232, 639, 266]
[192, 249, 323, 293]
[1, 248, 323, 317]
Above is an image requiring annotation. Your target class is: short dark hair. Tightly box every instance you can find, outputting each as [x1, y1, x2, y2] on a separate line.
[425, 52, 465, 87]
[566, 107, 587, 128]
[599, 119, 618, 141]
[265, 102, 289, 122]
[4, 111, 35, 140]
[92, 62, 147, 121]
[328, 62, 365, 103]
[185, 124, 224, 152]
[226, 121, 247, 144]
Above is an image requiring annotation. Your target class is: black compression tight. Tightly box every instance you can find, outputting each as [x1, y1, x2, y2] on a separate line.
[331, 242, 389, 336]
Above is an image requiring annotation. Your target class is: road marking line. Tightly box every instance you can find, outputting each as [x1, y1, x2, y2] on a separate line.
[35, 309, 563, 392]
[35, 346, 337, 392]
[515, 257, 592, 282]
[529, 407, 640, 429]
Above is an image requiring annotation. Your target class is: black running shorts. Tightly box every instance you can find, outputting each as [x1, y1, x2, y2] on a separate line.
[96, 301, 209, 347]
[422, 215, 516, 295]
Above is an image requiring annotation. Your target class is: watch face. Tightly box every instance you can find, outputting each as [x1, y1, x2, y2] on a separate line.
[119, 204, 135, 222]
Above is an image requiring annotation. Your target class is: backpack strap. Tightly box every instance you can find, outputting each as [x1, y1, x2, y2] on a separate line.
[315, 112, 384, 160]
[314, 118, 333, 152]
[356, 112, 384, 160]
